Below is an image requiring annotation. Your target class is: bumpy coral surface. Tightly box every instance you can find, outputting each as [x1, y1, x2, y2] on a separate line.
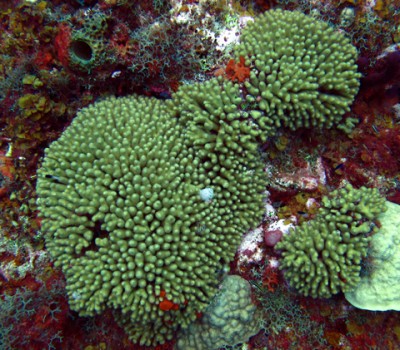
[34, 7, 365, 345]
[169, 77, 262, 166]
[345, 201, 400, 311]
[175, 275, 259, 350]
[235, 9, 360, 136]
[36, 94, 265, 345]
[276, 184, 386, 298]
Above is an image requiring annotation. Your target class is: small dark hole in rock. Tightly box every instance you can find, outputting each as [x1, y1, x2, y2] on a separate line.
[70, 40, 93, 61]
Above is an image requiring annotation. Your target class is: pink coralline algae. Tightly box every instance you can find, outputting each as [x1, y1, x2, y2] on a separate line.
[264, 229, 283, 247]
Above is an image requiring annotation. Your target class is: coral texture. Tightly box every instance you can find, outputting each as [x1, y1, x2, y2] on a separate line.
[169, 77, 262, 166]
[35, 8, 364, 346]
[175, 275, 259, 350]
[36, 95, 265, 345]
[235, 9, 360, 137]
[275, 184, 386, 298]
[345, 201, 400, 311]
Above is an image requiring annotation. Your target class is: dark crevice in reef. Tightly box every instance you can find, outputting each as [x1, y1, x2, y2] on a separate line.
[317, 86, 343, 97]
[75, 216, 109, 258]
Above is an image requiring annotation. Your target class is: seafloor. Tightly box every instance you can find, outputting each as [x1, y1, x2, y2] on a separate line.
[1, 0, 400, 349]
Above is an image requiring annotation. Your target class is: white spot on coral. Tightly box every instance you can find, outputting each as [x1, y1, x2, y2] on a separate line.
[71, 291, 82, 301]
[199, 188, 214, 202]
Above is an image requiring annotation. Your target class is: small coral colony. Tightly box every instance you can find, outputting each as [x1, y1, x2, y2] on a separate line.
[1, 0, 400, 349]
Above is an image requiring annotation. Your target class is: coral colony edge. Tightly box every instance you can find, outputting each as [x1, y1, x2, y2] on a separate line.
[1, 1, 400, 350]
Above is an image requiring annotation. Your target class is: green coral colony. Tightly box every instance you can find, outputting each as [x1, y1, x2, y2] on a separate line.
[276, 185, 386, 299]
[37, 94, 265, 345]
[36, 10, 375, 346]
[235, 9, 360, 135]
